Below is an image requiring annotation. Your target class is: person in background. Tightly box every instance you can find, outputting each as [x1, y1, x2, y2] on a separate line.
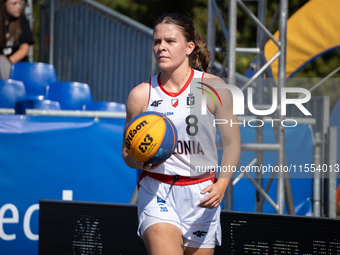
[122, 13, 241, 255]
[0, 0, 34, 78]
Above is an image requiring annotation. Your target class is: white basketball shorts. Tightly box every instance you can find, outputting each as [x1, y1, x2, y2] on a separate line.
[137, 175, 222, 248]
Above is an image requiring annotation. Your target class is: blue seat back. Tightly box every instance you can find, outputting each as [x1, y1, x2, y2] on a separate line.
[14, 99, 61, 114]
[10, 62, 57, 99]
[82, 101, 126, 112]
[0, 79, 26, 108]
[45, 81, 93, 110]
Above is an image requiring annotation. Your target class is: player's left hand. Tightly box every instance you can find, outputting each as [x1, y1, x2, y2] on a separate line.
[142, 162, 163, 171]
[198, 183, 226, 209]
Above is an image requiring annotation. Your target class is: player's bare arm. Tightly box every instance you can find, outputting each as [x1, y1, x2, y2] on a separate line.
[122, 82, 149, 169]
[199, 74, 241, 209]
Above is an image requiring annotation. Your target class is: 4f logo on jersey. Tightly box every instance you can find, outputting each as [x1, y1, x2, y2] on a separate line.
[139, 134, 153, 153]
[151, 100, 163, 107]
[187, 93, 195, 107]
[171, 99, 179, 108]
[193, 230, 207, 237]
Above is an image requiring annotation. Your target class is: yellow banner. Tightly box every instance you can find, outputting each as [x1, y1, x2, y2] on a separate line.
[265, 0, 340, 78]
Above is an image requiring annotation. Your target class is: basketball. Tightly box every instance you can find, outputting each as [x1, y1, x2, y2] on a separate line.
[124, 111, 178, 165]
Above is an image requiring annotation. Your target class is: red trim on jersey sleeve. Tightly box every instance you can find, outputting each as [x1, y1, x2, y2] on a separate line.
[147, 78, 151, 106]
[207, 105, 215, 115]
[201, 72, 205, 94]
[157, 68, 195, 97]
[202, 72, 215, 115]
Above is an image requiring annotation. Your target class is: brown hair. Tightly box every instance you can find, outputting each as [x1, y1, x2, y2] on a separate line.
[0, 0, 22, 50]
[155, 13, 212, 72]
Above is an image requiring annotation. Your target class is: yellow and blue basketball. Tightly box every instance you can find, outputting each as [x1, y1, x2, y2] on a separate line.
[124, 111, 178, 165]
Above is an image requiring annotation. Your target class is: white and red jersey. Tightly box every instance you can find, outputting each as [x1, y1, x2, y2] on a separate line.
[145, 68, 218, 177]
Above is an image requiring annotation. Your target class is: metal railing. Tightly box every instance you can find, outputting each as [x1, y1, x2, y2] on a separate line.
[39, 0, 157, 104]
[207, 0, 338, 217]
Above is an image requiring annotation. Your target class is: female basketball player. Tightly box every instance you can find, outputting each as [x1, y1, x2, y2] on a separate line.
[122, 13, 241, 255]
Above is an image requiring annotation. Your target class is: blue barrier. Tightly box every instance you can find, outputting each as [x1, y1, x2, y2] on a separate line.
[0, 115, 137, 255]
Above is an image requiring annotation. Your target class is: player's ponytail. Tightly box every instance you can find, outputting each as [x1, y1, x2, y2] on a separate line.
[189, 30, 212, 72]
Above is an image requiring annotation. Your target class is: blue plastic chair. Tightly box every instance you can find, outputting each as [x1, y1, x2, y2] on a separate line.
[82, 101, 126, 112]
[14, 99, 61, 114]
[0, 79, 26, 108]
[45, 81, 93, 110]
[10, 62, 57, 99]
